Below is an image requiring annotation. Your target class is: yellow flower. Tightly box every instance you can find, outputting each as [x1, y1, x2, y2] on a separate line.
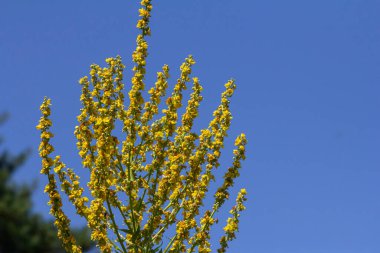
[37, 1, 247, 252]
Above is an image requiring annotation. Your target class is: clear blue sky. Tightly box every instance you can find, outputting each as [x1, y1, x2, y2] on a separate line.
[1, 1, 380, 252]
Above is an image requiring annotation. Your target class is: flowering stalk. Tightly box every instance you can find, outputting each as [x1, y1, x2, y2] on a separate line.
[37, 1, 248, 252]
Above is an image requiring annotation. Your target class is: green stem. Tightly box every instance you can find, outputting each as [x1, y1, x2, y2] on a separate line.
[106, 198, 128, 253]
[126, 147, 141, 253]
[127, 149, 137, 232]
[152, 198, 185, 242]
[163, 234, 177, 253]
[187, 207, 218, 253]
[162, 184, 188, 212]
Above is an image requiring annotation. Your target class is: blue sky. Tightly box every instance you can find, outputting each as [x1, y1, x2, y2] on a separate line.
[1, 0, 380, 252]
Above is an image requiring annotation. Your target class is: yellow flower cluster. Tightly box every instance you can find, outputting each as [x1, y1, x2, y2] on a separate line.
[37, 1, 248, 252]
[37, 98, 82, 253]
[218, 189, 247, 253]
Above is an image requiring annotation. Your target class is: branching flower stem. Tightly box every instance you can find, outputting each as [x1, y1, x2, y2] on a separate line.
[36, 1, 248, 252]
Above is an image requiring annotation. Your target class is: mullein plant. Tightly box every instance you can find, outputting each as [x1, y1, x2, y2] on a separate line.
[36, 1, 247, 252]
